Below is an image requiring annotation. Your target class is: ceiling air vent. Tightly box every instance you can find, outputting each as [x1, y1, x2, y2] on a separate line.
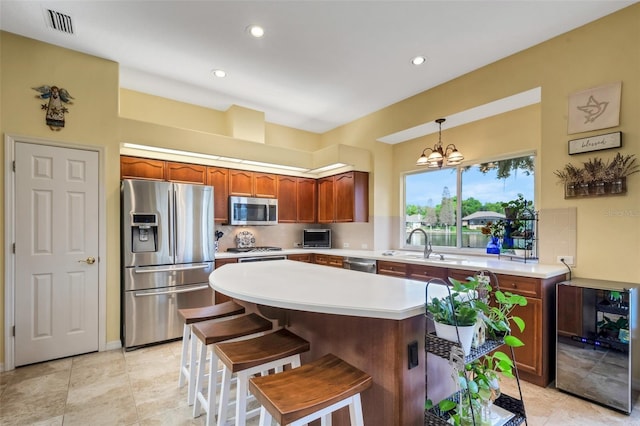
[45, 9, 74, 34]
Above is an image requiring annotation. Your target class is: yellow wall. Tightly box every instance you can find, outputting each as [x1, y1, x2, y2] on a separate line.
[1, 4, 639, 367]
[322, 4, 639, 281]
[0, 31, 120, 363]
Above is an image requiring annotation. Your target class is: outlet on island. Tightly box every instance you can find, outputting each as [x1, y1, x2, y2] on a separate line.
[343, 243, 350, 248]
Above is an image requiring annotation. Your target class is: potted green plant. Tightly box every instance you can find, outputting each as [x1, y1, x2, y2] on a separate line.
[483, 290, 527, 347]
[426, 277, 490, 355]
[501, 193, 530, 221]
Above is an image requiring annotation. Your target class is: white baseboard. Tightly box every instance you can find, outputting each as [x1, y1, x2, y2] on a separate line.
[105, 340, 122, 351]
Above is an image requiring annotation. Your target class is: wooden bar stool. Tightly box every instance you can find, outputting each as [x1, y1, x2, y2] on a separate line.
[192, 313, 274, 426]
[215, 328, 311, 426]
[178, 301, 246, 405]
[249, 353, 372, 426]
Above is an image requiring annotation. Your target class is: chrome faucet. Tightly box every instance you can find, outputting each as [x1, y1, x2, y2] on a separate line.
[406, 228, 433, 259]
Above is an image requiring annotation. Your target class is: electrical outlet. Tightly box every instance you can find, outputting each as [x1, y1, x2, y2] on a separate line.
[343, 242, 350, 248]
[293, 242, 301, 248]
[361, 243, 368, 249]
[557, 255, 574, 266]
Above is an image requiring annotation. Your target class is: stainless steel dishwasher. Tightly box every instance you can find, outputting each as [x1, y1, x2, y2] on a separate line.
[343, 257, 377, 273]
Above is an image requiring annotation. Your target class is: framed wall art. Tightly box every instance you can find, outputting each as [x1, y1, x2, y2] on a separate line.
[568, 131, 621, 155]
[567, 82, 621, 134]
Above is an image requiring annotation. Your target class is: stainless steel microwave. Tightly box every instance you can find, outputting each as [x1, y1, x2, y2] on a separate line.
[303, 229, 331, 248]
[229, 196, 278, 225]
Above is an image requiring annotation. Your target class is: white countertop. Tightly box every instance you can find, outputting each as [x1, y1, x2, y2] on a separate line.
[210, 260, 455, 320]
[214, 248, 568, 279]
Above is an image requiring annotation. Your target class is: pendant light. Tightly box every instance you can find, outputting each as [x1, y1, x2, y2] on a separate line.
[415, 118, 464, 168]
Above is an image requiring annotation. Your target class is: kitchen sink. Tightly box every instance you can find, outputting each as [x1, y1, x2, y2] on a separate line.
[396, 253, 466, 262]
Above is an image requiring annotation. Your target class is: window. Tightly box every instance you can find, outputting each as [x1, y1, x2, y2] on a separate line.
[404, 154, 535, 250]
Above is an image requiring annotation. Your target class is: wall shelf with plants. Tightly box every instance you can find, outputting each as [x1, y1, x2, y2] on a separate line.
[481, 195, 538, 263]
[554, 153, 638, 199]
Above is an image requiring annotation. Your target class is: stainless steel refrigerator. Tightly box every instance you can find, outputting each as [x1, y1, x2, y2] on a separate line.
[121, 179, 215, 349]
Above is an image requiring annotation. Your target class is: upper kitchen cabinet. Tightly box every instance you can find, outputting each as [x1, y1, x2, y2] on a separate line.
[166, 161, 206, 184]
[318, 171, 369, 223]
[277, 176, 317, 223]
[277, 175, 297, 223]
[317, 176, 334, 223]
[207, 167, 230, 223]
[297, 178, 317, 223]
[229, 170, 277, 198]
[120, 156, 165, 181]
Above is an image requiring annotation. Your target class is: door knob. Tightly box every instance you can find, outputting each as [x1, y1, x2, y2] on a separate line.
[79, 256, 96, 265]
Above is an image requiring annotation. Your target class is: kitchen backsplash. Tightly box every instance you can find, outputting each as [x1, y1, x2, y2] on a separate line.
[215, 221, 375, 252]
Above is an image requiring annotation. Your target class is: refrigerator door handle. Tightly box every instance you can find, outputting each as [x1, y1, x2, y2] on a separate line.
[168, 187, 174, 258]
[134, 285, 210, 297]
[133, 263, 210, 274]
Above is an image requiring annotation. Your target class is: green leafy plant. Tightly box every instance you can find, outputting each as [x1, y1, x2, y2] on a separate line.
[484, 290, 527, 348]
[426, 277, 491, 327]
[501, 193, 530, 219]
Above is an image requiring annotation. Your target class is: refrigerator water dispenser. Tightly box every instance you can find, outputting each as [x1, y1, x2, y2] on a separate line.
[131, 213, 157, 252]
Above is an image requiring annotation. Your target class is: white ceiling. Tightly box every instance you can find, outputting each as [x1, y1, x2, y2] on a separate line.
[1, 1, 635, 134]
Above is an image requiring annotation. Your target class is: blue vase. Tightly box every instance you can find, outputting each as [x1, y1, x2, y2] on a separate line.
[502, 224, 514, 249]
[486, 237, 500, 254]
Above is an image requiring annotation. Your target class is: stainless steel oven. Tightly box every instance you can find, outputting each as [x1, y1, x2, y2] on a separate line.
[238, 255, 286, 263]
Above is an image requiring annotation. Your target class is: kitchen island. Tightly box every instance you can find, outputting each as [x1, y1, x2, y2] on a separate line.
[210, 259, 436, 426]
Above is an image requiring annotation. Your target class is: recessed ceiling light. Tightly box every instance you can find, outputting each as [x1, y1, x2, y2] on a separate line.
[411, 56, 427, 66]
[211, 69, 227, 78]
[247, 25, 265, 38]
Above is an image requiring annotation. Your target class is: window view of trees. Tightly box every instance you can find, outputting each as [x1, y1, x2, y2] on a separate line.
[404, 154, 535, 249]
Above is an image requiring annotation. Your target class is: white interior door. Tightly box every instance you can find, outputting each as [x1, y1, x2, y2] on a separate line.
[14, 142, 99, 366]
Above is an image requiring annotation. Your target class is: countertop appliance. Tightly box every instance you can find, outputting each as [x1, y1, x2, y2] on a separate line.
[229, 196, 278, 225]
[343, 257, 377, 274]
[556, 278, 639, 413]
[303, 228, 331, 248]
[121, 179, 215, 349]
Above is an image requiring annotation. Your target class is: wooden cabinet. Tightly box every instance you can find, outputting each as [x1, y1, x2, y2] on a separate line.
[207, 167, 230, 222]
[296, 178, 317, 223]
[277, 175, 298, 223]
[407, 263, 447, 281]
[120, 156, 165, 180]
[317, 176, 335, 223]
[214, 258, 238, 304]
[334, 171, 368, 222]
[317, 171, 368, 223]
[229, 169, 254, 197]
[377, 261, 445, 282]
[277, 176, 317, 223]
[313, 254, 343, 268]
[229, 169, 277, 198]
[287, 253, 314, 263]
[495, 272, 565, 387]
[166, 161, 206, 184]
[376, 261, 407, 278]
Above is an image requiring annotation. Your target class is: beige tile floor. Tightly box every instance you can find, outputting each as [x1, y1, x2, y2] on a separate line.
[1, 340, 640, 425]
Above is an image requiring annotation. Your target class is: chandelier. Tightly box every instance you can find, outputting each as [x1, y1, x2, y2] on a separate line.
[415, 118, 464, 168]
